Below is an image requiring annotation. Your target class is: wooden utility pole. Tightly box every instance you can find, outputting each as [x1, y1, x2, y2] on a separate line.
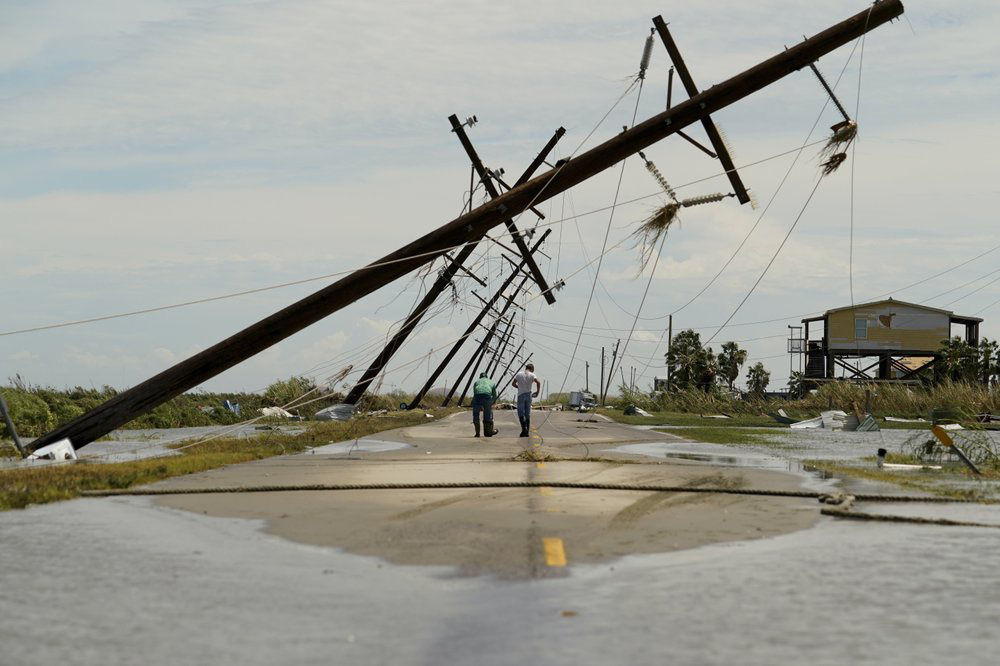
[600, 346, 605, 404]
[449, 115, 558, 305]
[652, 16, 750, 205]
[667, 314, 673, 389]
[0, 394, 26, 458]
[498, 352, 532, 401]
[496, 340, 525, 384]
[603, 339, 621, 404]
[31, 1, 903, 451]
[340, 126, 564, 406]
[454, 312, 513, 407]
[485, 317, 516, 379]
[585, 361, 590, 393]
[414, 231, 549, 409]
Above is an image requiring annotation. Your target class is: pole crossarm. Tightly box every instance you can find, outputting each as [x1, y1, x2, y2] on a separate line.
[30, 1, 902, 451]
[449, 114, 558, 305]
[411, 230, 550, 410]
[652, 15, 751, 205]
[340, 125, 563, 406]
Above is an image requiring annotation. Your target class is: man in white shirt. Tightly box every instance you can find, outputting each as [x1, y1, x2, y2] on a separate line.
[511, 363, 541, 438]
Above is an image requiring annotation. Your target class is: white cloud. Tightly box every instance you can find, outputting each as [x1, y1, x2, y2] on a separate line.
[4, 0, 1000, 395]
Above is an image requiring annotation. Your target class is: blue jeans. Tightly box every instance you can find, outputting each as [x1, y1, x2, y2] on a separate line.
[516, 392, 532, 425]
[471, 394, 493, 423]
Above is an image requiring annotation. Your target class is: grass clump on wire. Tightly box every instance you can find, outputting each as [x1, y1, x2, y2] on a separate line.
[0, 409, 456, 511]
[820, 120, 857, 176]
[631, 202, 679, 272]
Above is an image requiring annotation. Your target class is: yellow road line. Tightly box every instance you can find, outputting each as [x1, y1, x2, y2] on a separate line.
[542, 537, 567, 567]
[535, 462, 545, 468]
[538, 486, 553, 496]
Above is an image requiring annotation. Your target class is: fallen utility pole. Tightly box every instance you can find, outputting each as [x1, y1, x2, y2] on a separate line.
[454, 312, 511, 407]
[32, 1, 902, 451]
[450, 114, 557, 305]
[452, 306, 519, 408]
[0, 394, 27, 458]
[413, 231, 549, 410]
[498, 351, 532, 399]
[496, 340, 525, 384]
[485, 317, 516, 379]
[339, 125, 564, 406]
[652, 15, 750, 205]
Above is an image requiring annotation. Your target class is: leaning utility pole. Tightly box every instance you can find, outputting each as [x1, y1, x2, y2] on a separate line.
[340, 125, 565, 406]
[32, 1, 903, 451]
[603, 339, 621, 404]
[498, 352, 533, 400]
[496, 340, 525, 385]
[454, 311, 513, 407]
[486, 318, 516, 378]
[449, 115, 558, 305]
[413, 232, 548, 409]
[446, 278, 528, 407]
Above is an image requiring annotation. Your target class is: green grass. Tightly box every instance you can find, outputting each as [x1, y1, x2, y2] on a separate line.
[0, 409, 456, 511]
[802, 459, 994, 500]
[601, 409, 786, 429]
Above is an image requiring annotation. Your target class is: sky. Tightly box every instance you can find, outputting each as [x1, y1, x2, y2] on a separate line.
[3, 0, 1000, 399]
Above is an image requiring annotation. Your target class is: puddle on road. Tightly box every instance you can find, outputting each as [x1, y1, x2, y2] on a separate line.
[605, 441, 807, 474]
[306, 438, 411, 456]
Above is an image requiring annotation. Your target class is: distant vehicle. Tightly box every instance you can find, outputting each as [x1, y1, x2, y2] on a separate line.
[568, 391, 598, 411]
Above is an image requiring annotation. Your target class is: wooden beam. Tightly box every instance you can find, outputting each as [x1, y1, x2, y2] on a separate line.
[31, 0, 903, 451]
[449, 114, 557, 304]
[652, 15, 752, 204]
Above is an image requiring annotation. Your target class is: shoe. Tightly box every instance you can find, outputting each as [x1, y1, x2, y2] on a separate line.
[485, 421, 497, 437]
[473, 421, 481, 438]
[519, 429, 528, 438]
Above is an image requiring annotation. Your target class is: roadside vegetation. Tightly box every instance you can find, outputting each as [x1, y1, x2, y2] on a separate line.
[557, 329, 1000, 428]
[0, 409, 456, 511]
[0, 374, 449, 440]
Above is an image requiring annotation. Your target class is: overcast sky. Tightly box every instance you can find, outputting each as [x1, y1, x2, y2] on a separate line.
[3, 0, 999, 398]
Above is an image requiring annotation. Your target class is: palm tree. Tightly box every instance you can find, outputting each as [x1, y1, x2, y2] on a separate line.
[717, 341, 748, 391]
[666, 329, 717, 392]
[746, 362, 770, 396]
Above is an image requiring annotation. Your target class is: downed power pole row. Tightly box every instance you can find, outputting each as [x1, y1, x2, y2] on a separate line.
[31, 0, 904, 451]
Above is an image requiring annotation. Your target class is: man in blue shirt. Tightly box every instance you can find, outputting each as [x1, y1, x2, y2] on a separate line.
[471, 372, 498, 438]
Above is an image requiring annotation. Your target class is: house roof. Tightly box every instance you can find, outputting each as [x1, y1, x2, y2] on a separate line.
[823, 298, 954, 316]
[800, 298, 983, 324]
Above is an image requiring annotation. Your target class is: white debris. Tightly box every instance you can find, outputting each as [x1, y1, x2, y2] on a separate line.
[27, 438, 77, 462]
[261, 406, 295, 419]
[314, 404, 355, 422]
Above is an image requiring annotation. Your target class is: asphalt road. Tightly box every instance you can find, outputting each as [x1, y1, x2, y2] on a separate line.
[5, 410, 1000, 665]
[153, 409, 816, 577]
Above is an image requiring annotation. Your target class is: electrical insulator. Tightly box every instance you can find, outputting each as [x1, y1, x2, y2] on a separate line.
[639, 32, 654, 80]
[681, 192, 730, 208]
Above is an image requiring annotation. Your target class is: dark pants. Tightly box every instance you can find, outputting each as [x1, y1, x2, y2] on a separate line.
[472, 394, 493, 424]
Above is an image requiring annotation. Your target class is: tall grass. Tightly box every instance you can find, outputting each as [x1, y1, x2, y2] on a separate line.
[609, 381, 1000, 420]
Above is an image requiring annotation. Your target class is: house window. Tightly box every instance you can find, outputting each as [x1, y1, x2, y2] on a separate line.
[855, 317, 868, 339]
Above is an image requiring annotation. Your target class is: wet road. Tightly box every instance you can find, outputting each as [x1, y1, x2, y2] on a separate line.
[3, 411, 1000, 664]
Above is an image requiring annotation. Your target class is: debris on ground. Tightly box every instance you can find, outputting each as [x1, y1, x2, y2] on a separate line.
[770, 409, 797, 425]
[885, 416, 927, 423]
[314, 404, 355, 422]
[26, 438, 76, 462]
[261, 406, 296, 419]
[701, 414, 732, 420]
